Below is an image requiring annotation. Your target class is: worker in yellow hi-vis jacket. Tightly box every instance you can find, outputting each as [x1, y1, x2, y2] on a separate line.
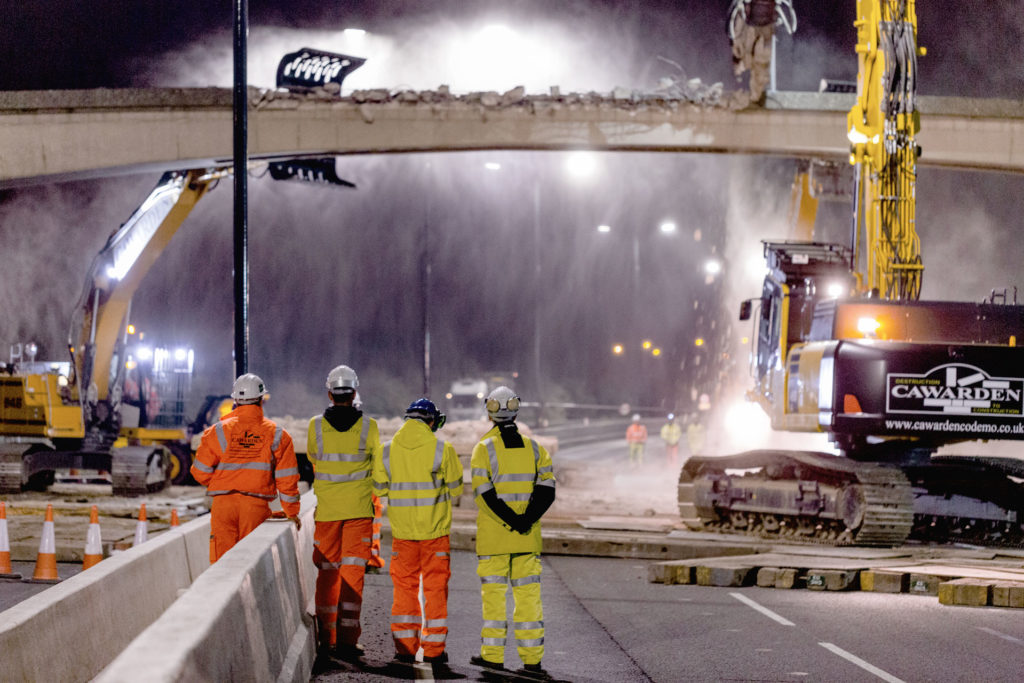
[470, 386, 556, 680]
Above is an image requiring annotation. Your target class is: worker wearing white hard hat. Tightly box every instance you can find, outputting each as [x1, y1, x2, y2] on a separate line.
[469, 386, 556, 678]
[191, 373, 301, 562]
[625, 413, 648, 468]
[308, 365, 383, 666]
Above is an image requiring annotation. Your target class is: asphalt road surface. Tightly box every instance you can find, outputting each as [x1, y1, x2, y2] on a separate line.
[312, 547, 1024, 683]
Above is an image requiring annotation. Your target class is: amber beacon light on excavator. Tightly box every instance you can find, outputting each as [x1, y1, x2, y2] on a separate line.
[679, 1, 1024, 547]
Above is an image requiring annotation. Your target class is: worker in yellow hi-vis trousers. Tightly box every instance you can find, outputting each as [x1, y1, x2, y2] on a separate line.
[470, 386, 556, 680]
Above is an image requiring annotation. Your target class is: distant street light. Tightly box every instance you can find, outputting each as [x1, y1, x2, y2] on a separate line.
[705, 259, 722, 275]
[597, 224, 611, 233]
[612, 343, 624, 355]
[660, 221, 677, 234]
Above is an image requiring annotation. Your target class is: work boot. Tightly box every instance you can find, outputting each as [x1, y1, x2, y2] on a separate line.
[469, 655, 504, 671]
[312, 647, 337, 675]
[392, 652, 416, 664]
[333, 642, 364, 663]
[517, 663, 553, 680]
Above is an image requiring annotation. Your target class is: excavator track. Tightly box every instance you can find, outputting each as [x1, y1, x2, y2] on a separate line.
[111, 446, 170, 497]
[845, 465, 914, 546]
[680, 450, 915, 547]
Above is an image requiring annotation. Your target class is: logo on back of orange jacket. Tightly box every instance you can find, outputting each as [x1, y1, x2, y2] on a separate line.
[228, 429, 266, 458]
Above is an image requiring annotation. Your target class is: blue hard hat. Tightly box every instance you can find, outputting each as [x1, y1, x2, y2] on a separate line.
[405, 398, 446, 432]
[406, 398, 439, 419]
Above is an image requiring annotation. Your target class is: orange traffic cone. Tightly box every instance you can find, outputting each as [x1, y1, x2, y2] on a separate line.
[132, 504, 148, 546]
[1, 502, 22, 580]
[170, 508, 180, 527]
[27, 504, 60, 584]
[82, 505, 103, 570]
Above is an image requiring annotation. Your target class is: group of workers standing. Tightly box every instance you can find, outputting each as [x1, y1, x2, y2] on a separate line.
[625, 412, 705, 468]
[190, 366, 556, 680]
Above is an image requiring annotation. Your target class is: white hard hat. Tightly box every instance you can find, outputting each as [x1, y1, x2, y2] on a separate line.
[485, 386, 520, 421]
[632, 414, 641, 421]
[326, 365, 359, 393]
[231, 373, 267, 403]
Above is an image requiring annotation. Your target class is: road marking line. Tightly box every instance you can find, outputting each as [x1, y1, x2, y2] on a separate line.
[819, 642, 906, 683]
[728, 592, 795, 626]
[977, 627, 1023, 645]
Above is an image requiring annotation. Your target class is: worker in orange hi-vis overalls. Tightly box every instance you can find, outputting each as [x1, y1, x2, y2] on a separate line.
[625, 414, 648, 468]
[308, 365, 382, 667]
[367, 494, 385, 571]
[191, 373, 301, 563]
[372, 398, 463, 675]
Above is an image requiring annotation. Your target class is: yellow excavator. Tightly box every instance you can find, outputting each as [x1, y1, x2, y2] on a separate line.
[680, 1, 1024, 546]
[0, 169, 226, 495]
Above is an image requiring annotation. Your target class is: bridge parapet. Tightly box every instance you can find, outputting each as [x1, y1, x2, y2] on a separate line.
[1, 87, 1022, 186]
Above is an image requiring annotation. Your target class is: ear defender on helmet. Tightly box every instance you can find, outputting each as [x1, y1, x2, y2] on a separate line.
[485, 386, 520, 421]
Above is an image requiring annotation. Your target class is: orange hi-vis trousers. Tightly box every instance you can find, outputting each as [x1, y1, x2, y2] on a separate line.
[313, 517, 372, 649]
[209, 493, 272, 563]
[390, 536, 451, 658]
[368, 495, 385, 569]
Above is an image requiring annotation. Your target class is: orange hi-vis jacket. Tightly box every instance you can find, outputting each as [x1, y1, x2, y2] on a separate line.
[191, 404, 302, 517]
[626, 423, 648, 443]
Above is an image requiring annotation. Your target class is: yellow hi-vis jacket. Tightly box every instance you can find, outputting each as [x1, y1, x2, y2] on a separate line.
[372, 418, 463, 541]
[471, 424, 556, 556]
[308, 413, 381, 522]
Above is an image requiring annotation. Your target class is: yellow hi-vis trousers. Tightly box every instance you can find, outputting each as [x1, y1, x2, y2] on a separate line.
[477, 552, 544, 666]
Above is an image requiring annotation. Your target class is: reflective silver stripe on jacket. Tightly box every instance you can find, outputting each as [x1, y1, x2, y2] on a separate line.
[315, 470, 372, 483]
[387, 491, 450, 507]
[215, 422, 228, 452]
[422, 632, 447, 642]
[314, 415, 370, 463]
[381, 442, 392, 480]
[482, 619, 506, 630]
[517, 637, 544, 646]
[482, 637, 506, 646]
[272, 425, 283, 451]
[274, 467, 299, 478]
[216, 462, 271, 472]
[279, 493, 300, 503]
[425, 618, 447, 628]
[193, 460, 214, 473]
[207, 490, 275, 500]
[341, 557, 367, 567]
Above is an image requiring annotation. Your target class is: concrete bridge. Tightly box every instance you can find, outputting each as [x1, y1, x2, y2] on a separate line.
[1, 87, 1023, 187]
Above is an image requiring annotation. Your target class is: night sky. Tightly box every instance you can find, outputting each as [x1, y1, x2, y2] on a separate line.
[2, 1, 1024, 424]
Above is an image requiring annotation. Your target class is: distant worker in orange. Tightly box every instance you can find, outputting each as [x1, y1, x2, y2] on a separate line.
[308, 365, 382, 665]
[191, 373, 301, 563]
[660, 413, 682, 468]
[625, 414, 648, 468]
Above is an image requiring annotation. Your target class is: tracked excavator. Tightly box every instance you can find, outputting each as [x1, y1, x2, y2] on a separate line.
[679, 1, 1024, 546]
[0, 169, 226, 495]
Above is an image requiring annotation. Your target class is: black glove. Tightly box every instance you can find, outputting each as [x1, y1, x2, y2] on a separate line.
[481, 488, 523, 530]
[520, 485, 556, 529]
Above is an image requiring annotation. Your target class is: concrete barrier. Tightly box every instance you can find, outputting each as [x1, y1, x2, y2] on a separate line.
[96, 493, 317, 682]
[0, 513, 210, 682]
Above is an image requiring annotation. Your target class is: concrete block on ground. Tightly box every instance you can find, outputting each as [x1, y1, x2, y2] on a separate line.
[806, 569, 859, 591]
[991, 582, 1024, 608]
[938, 578, 993, 607]
[649, 560, 699, 585]
[862, 570, 909, 593]
[908, 573, 942, 596]
[696, 564, 754, 587]
[756, 567, 778, 587]
[775, 567, 799, 589]
[0, 519, 199, 682]
[97, 492, 317, 683]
